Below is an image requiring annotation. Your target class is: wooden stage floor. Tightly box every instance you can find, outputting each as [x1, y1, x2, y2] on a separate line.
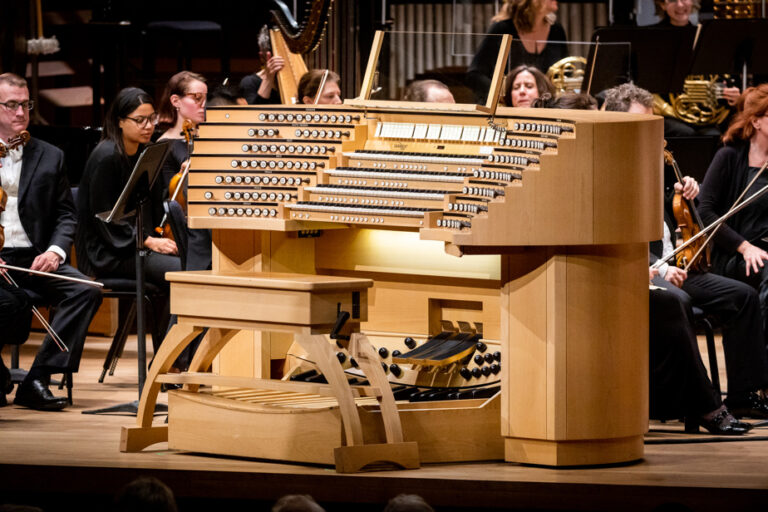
[2, 334, 768, 512]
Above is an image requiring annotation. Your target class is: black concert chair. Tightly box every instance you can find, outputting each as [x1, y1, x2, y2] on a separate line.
[70, 187, 162, 384]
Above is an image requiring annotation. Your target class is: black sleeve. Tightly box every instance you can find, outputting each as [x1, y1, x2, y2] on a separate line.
[86, 148, 136, 254]
[698, 147, 745, 253]
[240, 74, 282, 105]
[48, 147, 78, 255]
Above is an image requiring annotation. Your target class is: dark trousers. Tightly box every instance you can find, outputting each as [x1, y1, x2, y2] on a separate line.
[0, 281, 33, 377]
[654, 271, 768, 396]
[724, 255, 768, 350]
[107, 251, 181, 351]
[649, 287, 721, 419]
[0, 248, 102, 375]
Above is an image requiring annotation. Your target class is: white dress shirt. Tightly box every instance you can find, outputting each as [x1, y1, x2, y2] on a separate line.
[0, 139, 66, 261]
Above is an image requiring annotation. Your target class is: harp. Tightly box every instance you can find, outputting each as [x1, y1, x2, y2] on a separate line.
[266, 0, 334, 104]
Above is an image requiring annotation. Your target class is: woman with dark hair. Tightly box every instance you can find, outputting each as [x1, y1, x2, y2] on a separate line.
[468, 0, 566, 104]
[77, 87, 181, 346]
[502, 65, 555, 107]
[156, 71, 207, 195]
[699, 85, 768, 343]
[298, 69, 342, 105]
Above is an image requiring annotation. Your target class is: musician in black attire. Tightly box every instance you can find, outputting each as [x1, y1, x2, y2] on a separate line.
[77, 87, 180, 349]
[0, 72, 102, 411]
[647, 0, 741, 137]
[605, 83, 767, 427]
[240, 28, 285, 105]
[467, 0, 567, 104]
[699, 84, 768, 345]
[156, 71, 207, 196]
[647, 275, 748, 433]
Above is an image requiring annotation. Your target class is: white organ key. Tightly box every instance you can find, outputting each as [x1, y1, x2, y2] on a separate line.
[305, 186, 444, 200]
[442, 125, 462, 141]
[426, 124, 442, 140]
[413, 123, 428, 139]
[291, 203, 425, 217]
[462, 126, 481, 142]
[327, 169, 465, 182]
[375, 122, 383, 138]
[401, 123, 415, 139]
[484, 128, 497, 143]
[341, 151, 485, 165]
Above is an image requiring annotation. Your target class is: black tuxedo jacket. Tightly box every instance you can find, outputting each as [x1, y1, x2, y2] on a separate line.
[16, 137, 76, 256]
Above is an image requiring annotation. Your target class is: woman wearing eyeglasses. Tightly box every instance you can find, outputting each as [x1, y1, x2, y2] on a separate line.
[77, 87, 181, 347]
[156, 71, 207, 196]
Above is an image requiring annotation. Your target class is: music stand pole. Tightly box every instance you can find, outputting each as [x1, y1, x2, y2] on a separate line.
[135, 192, 148, 394]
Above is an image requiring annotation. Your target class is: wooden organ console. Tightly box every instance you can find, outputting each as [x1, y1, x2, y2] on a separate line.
[121, 34, 662, 471]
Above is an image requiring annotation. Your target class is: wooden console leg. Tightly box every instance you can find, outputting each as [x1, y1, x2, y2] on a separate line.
[120, 323, 204, 452]
[184, 328, 238, 393]
[295, 334, 365, 447]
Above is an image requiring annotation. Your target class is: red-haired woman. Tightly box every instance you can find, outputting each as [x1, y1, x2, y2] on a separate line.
[699, 84, 768, 347]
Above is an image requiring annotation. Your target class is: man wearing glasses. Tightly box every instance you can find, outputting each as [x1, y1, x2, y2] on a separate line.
[0, 72, 101, 411]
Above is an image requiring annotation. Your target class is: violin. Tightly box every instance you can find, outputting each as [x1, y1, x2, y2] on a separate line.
[0, 130, 31, 168]
[154, 119, 195, 238]
[664, 144, 711, 272]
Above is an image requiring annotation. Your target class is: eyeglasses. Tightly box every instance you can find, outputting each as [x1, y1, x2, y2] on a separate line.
[184, 92, 206, 105]
[124, 113, 159, 127]
[0, 100, 34, 112]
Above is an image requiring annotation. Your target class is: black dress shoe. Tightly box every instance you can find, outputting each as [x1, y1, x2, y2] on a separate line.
[1, 363, 13, 407]
[724, 392, 768, 419]
[685, 409, 751, 435]
[14, 378, 68, 411]
[0, 362, 12, 395]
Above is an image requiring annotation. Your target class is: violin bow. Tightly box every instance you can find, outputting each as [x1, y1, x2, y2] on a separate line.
[683, 159, 768, 271]
[652, 159, 768, 270]
[313, 69, 329, 105]
[0, 269, 69, 352]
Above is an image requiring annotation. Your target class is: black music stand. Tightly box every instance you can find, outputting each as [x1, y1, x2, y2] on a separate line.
[585, 26, 696, 95]
[83, 140, 171, 416]
[688, 18, 768, 78]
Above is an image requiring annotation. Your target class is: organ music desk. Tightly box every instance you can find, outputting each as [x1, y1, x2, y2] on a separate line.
[120, 53, 662, 469]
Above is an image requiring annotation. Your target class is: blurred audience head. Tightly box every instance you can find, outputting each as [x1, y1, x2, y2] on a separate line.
[272, 494, 325, 512]
[113, 476, 177, 512]
[383, 494, 435, 512]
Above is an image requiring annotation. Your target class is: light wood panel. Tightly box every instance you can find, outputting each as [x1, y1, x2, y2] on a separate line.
[501, 244, 649, 465]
